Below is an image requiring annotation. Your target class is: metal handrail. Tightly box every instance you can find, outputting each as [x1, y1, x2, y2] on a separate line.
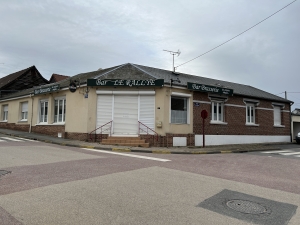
[89, 120, 113, 142]
[138, 121, 159, 145]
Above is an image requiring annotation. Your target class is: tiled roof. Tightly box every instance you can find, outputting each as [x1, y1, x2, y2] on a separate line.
[0, 63, 292, 104]
[132, 64, 292, 103]
[49, 74, 70, 83]
[0, 66, 34, 89]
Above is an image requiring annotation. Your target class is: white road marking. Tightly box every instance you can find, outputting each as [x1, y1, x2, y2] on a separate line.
[0, 139, 6, 142]
[13, 137, 38, 142]
[81, 148, 171, 162]
[261, 150, 293, 154]
[279, 152, 300, 156]
[0, 137, 24, 142]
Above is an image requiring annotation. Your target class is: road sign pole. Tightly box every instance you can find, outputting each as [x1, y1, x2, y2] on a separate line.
[203, 117, 205, 148]
[201, 109, 208, 148]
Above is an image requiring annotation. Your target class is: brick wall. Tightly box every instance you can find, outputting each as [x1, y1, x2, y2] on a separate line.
[193, 92, 291, 136]
[140, 133, 195, 147]
[32, 125, 65, 138]
[87, 133, 109, 142]
[0, 122, 29, 132]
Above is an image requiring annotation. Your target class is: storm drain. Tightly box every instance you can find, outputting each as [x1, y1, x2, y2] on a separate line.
[226, 200, 268, 214]
[0, 170, 11, 177]
[198, 189, 297, 225]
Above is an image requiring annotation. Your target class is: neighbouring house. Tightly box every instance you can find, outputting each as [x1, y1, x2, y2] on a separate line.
[291, 108, 300, 142]
[0, 63, 293, 147]
[0, 66, 49, 98]
[49, 74, 69, 83]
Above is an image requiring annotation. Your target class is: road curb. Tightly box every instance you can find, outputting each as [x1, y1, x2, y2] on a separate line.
[0, 130, 285, 155]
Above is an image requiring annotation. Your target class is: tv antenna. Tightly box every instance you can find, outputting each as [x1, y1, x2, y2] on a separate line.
[163, 49, 181, 72]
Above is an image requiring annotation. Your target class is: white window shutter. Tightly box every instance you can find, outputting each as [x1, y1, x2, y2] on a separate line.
[22, 102, 28, 112]
[274, 106, 281, 125]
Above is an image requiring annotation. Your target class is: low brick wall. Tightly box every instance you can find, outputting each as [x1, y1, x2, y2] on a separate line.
[0, 122, 30, 132]
[140, 133, 195, 147]
[31, 125, 65, 138]
[65, 132, 91, 142]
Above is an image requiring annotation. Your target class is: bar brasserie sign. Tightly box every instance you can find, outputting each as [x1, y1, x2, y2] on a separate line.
[87, 79, 164, 87]
[187, 82, 233, 96]
[34, 84, 60, 95]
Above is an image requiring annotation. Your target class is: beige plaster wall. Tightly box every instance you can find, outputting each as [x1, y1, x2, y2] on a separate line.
[155, 86, 193, 135]
[0, 96, 32, 125]
[64, 88, 89, 133]
[86, 87, 97, 133]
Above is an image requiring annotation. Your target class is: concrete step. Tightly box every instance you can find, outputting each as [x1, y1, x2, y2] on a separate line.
[101, 136, 149, 147]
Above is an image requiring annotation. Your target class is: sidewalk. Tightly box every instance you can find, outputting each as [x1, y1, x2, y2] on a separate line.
[0, 128, 288, 154]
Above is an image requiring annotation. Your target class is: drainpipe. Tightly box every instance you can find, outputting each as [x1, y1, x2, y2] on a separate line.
[29, 94, 34, 133]
[290, 102, 294, 142]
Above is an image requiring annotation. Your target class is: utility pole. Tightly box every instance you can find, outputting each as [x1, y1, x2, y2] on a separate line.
[285, 91, 287, 99]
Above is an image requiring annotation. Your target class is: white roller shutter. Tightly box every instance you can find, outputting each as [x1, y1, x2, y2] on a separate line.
[274, 106, 281, 125]
[96, 95, 113, 134]
[113, 95, 138, 135]
[3, 105, 8, 111]
[139, 95, 155, 133]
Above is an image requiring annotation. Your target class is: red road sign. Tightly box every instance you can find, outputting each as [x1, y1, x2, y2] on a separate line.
[201, 110, 208, 119]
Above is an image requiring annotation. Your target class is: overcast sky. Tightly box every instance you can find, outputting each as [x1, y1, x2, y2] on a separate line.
[0, 0, 299, 109]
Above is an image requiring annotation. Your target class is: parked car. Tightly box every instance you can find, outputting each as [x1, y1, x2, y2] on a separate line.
[296, 132, 300, 144]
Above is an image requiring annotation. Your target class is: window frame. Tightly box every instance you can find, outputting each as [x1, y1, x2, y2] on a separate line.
[20, 102, 28, 121]
[272, 103, 285, 127]
[39, 99, 49, 124]
[54, 97, 66, 124]
[273, 106, 282, 126]
[211, 101, 224, 123]
[2, 105, 8, 122]
[246, 104, 255, 124]
[243, 99, 259, 126]
[170, 92, 191, 124]
[209, 95, 227, 125]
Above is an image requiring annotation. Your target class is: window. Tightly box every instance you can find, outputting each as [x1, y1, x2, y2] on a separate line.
[39, 100, 48, 123]
[171, 96, 187, 124]
[2, 105, 8, 121]
[273, 106, 281, 126]
[211, 101, 224, 122]
[20, 102, 28, 121]
[246, 104, 255, 124]
[54, 98, 66, 123]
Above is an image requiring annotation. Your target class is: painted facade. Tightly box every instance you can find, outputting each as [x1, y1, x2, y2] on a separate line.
[0, 63, 293, 147]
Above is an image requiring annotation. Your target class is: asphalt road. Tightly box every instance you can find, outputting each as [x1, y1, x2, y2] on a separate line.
[0, 134, 299, 225]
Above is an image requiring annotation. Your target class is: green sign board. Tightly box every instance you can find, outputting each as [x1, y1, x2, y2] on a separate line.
[187, 82, 233, 96]
[34, 84, 60, 95]
[87, 79, 164, 87]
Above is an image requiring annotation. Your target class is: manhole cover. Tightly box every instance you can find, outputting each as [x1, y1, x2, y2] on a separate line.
[226, 200, 267, 214]
[0, 170, 11, 177]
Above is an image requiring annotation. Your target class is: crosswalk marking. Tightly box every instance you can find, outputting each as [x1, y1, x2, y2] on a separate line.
[81, 148, 171, 162]
[260, 149, 300, 158]
[1, 137, 23, 142]
[279, 152, 300, 156]
[0, 137, 38, 142]
[13, 137, 38, 142]
[261, 150, 293, 154]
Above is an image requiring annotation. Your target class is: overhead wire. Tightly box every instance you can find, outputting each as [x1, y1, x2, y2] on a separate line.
[175, 0, 298, 69]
